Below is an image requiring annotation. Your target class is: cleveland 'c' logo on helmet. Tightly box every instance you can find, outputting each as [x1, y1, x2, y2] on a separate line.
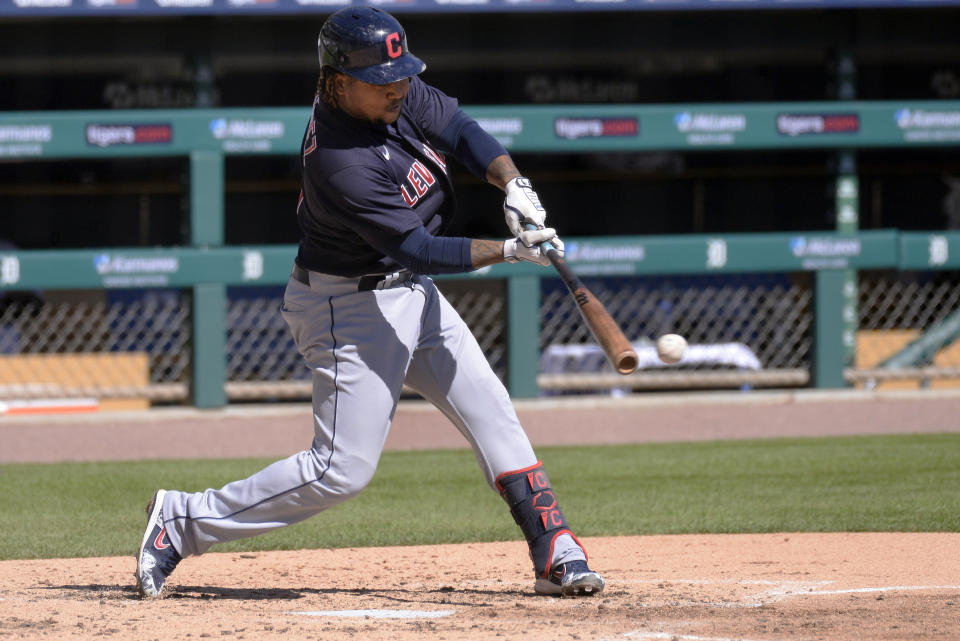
[385, 33, 402, 59]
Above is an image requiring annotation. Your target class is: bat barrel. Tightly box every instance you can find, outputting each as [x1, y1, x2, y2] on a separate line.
[614, 350, 639, 375]
[522, 223, 639, 376]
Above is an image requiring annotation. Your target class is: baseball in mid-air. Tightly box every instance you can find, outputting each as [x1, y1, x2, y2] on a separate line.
[656, 334, 688, 364]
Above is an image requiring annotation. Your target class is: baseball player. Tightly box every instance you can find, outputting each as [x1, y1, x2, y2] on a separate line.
[136, 6, 604, 600]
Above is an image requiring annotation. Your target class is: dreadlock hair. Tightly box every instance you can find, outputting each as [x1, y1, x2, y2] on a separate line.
[316, 67, 342, 109]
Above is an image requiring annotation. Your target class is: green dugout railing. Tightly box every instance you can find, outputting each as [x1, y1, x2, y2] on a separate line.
[2, 231, 959, 404]
[2, 100, 960, 405]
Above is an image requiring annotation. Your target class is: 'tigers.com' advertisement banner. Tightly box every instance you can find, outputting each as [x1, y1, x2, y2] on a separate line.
[2, 101, 960, 159]
[470, 102, 960, 152]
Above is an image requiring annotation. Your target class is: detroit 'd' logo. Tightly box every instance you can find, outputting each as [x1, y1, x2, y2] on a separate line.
[400, 143, 447, 207]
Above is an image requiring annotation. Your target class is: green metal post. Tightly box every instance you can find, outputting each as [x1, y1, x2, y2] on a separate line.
[189, 150, 224, 246]
[191, 283, 228, 408]
[189, 150, 226, 407]
[834, 50, 858, 382]
[507, 275, 541, 398]
[813, 270, 847, 388]
[836, 166, 859, 372]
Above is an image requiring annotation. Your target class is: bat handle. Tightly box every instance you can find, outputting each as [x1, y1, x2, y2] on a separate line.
[523, 222, 559, 254]
[523, 222, 572, 276]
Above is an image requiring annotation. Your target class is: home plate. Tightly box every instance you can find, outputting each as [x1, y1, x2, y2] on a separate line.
[292, 609, 457, 619]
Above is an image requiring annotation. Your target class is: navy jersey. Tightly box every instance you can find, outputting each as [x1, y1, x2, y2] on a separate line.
[296, 77, 459, 277]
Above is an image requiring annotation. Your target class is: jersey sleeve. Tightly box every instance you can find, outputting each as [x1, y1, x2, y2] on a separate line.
[404, 76, 460, 143]
[436, 109, 508, 179]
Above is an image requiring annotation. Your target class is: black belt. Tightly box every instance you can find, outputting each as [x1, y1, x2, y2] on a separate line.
[291, 264, 410, 291]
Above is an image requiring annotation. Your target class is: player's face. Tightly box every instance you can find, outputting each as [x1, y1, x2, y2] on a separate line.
[337, 76, 410, 125]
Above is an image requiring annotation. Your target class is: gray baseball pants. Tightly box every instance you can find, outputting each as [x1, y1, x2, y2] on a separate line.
[162, 271, 583, 568]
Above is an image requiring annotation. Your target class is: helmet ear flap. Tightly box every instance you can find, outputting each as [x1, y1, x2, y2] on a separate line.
[317, 32, 338, 68]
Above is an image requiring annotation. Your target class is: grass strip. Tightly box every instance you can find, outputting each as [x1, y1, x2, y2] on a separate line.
[1, 433, 957, 560]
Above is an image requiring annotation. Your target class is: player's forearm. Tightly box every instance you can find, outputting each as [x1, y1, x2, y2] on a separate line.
[383, 226, 473, 274]
[484, 155, 522, 191]
[470, 239, 507, 268]
[385, 228, 507, 273]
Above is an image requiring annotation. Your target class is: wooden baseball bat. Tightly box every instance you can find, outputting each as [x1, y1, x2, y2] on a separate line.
[527, 225, 639, 375]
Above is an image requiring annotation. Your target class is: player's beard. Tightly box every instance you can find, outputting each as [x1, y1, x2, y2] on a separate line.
[374, 100, 403, 125]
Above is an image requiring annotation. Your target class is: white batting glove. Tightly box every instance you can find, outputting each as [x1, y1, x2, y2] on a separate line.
[503, 227, 565, 267]
[503, 176, 547, 237]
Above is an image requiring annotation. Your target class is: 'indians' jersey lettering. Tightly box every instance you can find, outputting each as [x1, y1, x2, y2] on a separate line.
[422, 143, 446, 169]
[401, 160, 436, 206]
[302, 97, 319, 162]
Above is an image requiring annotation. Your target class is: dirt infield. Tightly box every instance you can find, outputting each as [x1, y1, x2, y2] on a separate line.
[2, 390, 960, 640]
[2, 533, 959, 640]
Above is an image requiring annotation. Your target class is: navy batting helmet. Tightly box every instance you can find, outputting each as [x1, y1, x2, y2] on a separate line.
[318, 7, 426, 85]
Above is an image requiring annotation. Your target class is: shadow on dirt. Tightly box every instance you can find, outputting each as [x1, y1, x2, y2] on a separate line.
[47, 583, 516, 605]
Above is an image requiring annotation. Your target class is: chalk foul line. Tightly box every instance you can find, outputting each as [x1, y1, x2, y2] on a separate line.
[783, 584, 960, 598]
[619, 578, 960, 608]
[624, 634, 773, 641]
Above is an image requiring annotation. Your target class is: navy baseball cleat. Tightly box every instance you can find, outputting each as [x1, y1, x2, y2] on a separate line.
[135, 489, 182, 599]
[534, 559, 605, 597]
